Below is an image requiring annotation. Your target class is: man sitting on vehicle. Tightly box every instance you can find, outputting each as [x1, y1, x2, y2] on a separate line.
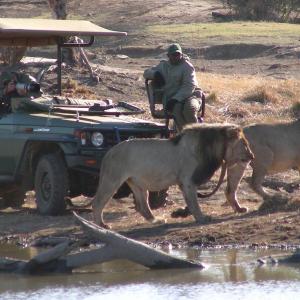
[0, 71, 41, 113]
[143, 43, 202, 131]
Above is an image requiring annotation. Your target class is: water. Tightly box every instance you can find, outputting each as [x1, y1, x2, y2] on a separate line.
[0, 245, 300, 300]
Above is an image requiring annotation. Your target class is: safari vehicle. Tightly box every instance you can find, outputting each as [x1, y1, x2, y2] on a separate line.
[0, 18, 167, 215]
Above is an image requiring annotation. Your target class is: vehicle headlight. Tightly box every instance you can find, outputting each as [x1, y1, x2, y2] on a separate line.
[91, 132, 104, 147]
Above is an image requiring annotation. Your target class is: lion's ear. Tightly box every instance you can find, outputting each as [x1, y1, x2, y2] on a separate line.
[226, 127, 242, 140]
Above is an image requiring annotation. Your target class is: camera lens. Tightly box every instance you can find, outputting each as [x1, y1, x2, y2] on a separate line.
[16, 82, 40, 93]
[28, 83, 40, 92]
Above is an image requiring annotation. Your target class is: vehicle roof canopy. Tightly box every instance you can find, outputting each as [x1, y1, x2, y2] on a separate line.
[0, 18, 127, 46]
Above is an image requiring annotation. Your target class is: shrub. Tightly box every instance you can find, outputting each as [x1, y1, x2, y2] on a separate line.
[206, 91, 218, 103]
[291, 101, 300, 117]
[62, 79, 96, 98]
[242, 86, 279, 104]
[221, 0, 300, 22]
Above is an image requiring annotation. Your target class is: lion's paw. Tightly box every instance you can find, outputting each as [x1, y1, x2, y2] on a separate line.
[171, 206, 191, 218]
[151, 217, 167, 225]
[237, 206, 248, 213]
[221, 201, 231, 207]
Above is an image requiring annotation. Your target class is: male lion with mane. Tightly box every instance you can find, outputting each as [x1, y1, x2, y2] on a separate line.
[92, 123, 253, 228]
[243, 119, 300, 199]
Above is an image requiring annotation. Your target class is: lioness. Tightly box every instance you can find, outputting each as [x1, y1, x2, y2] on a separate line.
[92, 123, 253, 228]
[243, 119, 300, 198]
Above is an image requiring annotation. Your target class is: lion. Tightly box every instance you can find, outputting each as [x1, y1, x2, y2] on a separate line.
[92, 123, 253, 228]
[243, 119, 300, 199]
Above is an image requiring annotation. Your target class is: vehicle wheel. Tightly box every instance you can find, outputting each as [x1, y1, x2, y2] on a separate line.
[148, 189, 172, 209]
[34, 153, 68, 215]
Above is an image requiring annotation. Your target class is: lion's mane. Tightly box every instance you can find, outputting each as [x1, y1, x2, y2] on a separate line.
[172, 123, 240, 185]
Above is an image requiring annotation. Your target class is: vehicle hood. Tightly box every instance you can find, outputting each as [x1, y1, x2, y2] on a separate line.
[3, 111, 165, 130]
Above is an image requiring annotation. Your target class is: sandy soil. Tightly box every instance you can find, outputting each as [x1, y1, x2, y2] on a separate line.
[0, 0, 300, 249]
[1, 170, 299, 249]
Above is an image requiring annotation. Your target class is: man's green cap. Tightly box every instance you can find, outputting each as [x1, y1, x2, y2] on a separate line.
[167, 43, 182, 55]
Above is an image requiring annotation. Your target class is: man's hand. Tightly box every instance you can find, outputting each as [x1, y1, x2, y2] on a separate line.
[153, 71, 165, 88]
[165, 98, 178, 112]
[4, 81, 17, 95]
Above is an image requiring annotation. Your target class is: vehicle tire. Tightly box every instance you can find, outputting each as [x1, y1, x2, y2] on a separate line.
[148, 189, 171, 210]
[34, 153, 68, 215]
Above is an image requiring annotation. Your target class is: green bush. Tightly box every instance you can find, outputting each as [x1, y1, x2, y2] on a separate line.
[221, 0, 300, 21]
[291, 101, 300, 117]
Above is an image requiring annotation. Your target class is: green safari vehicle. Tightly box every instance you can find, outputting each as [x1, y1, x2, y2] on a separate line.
[0, 18, 167, 214]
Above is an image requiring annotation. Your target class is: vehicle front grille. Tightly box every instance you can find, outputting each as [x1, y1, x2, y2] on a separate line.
[78, 126, 166, 150]
[103, 130, 159, 147]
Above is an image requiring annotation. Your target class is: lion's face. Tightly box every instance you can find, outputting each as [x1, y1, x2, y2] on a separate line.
[225, 132, 254, 167]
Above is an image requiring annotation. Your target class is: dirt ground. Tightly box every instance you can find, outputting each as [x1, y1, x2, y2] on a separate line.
[0, 0, 300, 250]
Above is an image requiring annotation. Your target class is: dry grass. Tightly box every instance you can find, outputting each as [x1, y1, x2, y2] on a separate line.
[242, 86, 280, 104]
[62, 78, 97, 99]
[199, 73, 300, 124]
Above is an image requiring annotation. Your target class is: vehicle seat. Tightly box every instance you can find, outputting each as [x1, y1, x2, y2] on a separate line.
[145, 79, 205, 125]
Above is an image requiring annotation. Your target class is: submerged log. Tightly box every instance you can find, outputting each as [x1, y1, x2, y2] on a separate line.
[69, 212, 203, 269]
[0, 212, 203, 274]
[257, 250, 300, 266]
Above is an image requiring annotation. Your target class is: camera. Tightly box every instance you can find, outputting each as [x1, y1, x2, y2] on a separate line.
[16, 82, 40, 93]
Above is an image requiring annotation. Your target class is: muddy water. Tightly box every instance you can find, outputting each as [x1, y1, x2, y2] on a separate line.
[0, 245, 300, 300]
